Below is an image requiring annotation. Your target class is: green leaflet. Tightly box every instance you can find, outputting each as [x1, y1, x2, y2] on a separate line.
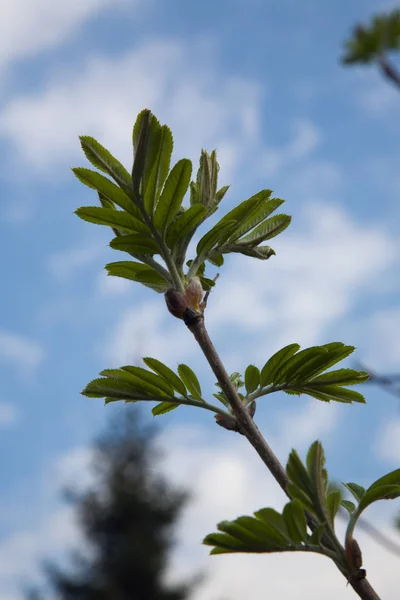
[282, 500, 308, 544]
[302, 385, 366, 404]
[143, 124, 173, 213]
[76, 206, 150, 235]
[110, 233, 160, 255]
[273, 347, 326, 385]
[286, 449, 314, 500]
[165, 205, 207, 249]
[80, 136, 132, 192]
[310, 368, 369, 386]
[132, 110, 167, 203]
[326, 491, 341, 526]
[196, 220, 237, 259]
[238, 214, 291, 244]
[120, 366, 176, 397]
[342, 482, 366, 503]
[223, 244, 276, 260]
[308, 523, 325, 546]
[203, 532, 249, 553]
[306, 441, 328, 519]
[142, 357, 187, 396]
[217, 520, 270, 549]
[99, 368, 170, 398]
[82, 377, 156, 400]
[105, 261, 169, 292]
[358, 469, 400, 512]
[72, 168, 141, 218]
[341, 500, 356, 515]
[153, 159, 192, 232]
[232, 194, 283, 239]
[152, 401, 180, 416]
[177, 364, 202, 400]
[244, 365, 260, 394]
[252, 509, 291, 544]
[260, 343, 300, 387]
[291, 344, 356, 382]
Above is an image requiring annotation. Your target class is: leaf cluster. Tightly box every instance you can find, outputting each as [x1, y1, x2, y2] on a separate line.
[342, 9, 400, 64]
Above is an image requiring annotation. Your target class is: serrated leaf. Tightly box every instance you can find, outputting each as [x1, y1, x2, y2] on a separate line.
[286, 483, 315, 514]
[215, 185, 230, 204]
[166, 204, 207, 249]
[260, 344, 300, 387]
[308, 523, 325, 545]
[341, 500, 356, 515]
[177, 364, 202, 400]
[274, 347, 326, 385]
[239, 214, 291, 244]
[153, 159, 192, 232]
[110, 233, 160, 255]
[105, 261, 169, 292]
[282, 500, 308, 544]
[244, 365, 260, 395]
[233, 194, 283, 239]
[358, 469, 400, 511]
[207, 252, 224, 267]
[196, 220, 237, 258]
[253, 509, 290, 544]
[143, 124, 174, 213]
[217, 520, 270, 549]
[142, 357, 187, 396]
[132, 110, 165, 202]
[287, 449, 314, 499]
[216, 196, 266, 239]
[342, 483, 366, 503]
[75, 206, 150, 235]
[152, 401, 180, 416]
[310, 369, 370, 386]
[304, 385, 366, 404]
[80, 136, 132, 191]
[120, 366, 176, 397]
[203, 532, 248, 552]
[292, 344, 356, 383]
[306, 441, 327, 518]
[224, 244, 276, 260]
[326, 490, 341, 526]
[82, 378, 156, 400]
[72, 168, 141, 218]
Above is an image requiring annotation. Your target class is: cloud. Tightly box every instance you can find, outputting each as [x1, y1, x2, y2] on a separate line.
[377, 417, 400, 465]
[47, 242, 105, 282]
[0, 331, 44, 373]
[0, 39, 261, 183]
[205, 202, 398, 366]
[0, 0, 128, 75]
[260, 119, 321, 177]
[360, 308, 400, 370]
[0, 402, 20, 427]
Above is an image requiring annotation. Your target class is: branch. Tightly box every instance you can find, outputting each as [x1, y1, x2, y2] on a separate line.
[185, 312, 382, 600]
[377, 54, 400, 90]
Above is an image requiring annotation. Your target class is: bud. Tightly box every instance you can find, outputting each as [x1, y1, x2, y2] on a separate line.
[164, 288, 187, 319]
[184, 277, 204, 312]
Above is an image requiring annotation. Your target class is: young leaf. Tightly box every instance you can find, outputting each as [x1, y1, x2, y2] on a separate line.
[306, 441, 327, 518]
[236, 515, 289, 547]
[143, 124, 174, 213]
[310, 369, 370, 386]
[274, 347, 326, 385]
[165, 205, 207, 248]
[82, 378, 154, 400]
[358, 469, 400, 512]
[282, 500, 308, 544]
[260, 344, 300, 387]
[341, 499, 356, 515]
[203, 532, 249, 552]
[177, 364, 202, 400]
[326, 490, 341, 526]
[153, 159, 192, 232]
[73, 168, 141, 218]
[239, 214, 291, 244]
[105, 261, 169, 292]
[293, 344, 356, 383]
[196, 220, 237, 258]
[253, 509, 291, 543]
[120, 366, 176, 397]
[308, 523, 325, 546]
[80, 136, 132, 191]
[244, 365, 260, 395]
[305, 385, 366, 404]
[76, 206, 150, 235]
[143, 357, 187, 396]
[217, 520, 270, 549]
[152, 401, 180, 416]
[110, 233, 160, 255]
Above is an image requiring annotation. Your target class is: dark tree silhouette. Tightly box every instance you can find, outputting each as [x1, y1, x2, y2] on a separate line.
[27, 408, 195, 600]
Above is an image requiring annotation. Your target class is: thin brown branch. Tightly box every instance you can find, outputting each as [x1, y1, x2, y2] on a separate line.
[185, 312, 381, 600]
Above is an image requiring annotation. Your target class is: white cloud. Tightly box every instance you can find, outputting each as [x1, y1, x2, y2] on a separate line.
[47, 242, 105, 281]
[0, 331, 44, 372]
[0, 39, 261, 183]
[206, 202, 398, 365]
[377, 418, 400, 464]
[0, 0, 128, 74]
[0, 402, 20, 427]
[360, 308, 400, 370]
[97, 270, 132, 295]
[260, 119, 321, 177]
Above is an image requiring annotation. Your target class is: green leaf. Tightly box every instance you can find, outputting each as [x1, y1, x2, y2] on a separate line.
[152, 401, 180, 416]
[110, 233, 160, 255]
[207, 252, 224, 267]
[80, 136, 132, 191]
[203, 532, 249, 552]
[287, 449, 314, 499]
[304, 385, 366, 404]
[231, 192, 279, 239]
[196, 220, 237, 258]
[286, 483, 315, 514]
[215, 185, 230, 204]
[292, 344, 356, 382]
[306, 441, 327, 518]
[223, 244, 276, 260]
[153, 159, 192, 232]
[239, 214, 291, 244]
[143, 124, 174, 213]
[274, 347, 326, 385]
[341, 500, 356, 515]
[326, 491, 341, 526]
[358, 469, 400, 511]
[260, 344, 300, 387]
[120, 366, 176, 397]
[142, 357, 187, 397]
[282, 500, 308, 544]
[165, 205, 207, 249]
[75, 206, 149, 235]
[177, 364, 202, 400]
[310, 369, 370, 386]
[308, 523, 325, 545]
[105, 261, 169, 292]
[99, 368, 170, 399]
[342, 483, 366, 503]
[73, 168, 141, 218]
[217, 520, 272, 549]
[244, 365, 260, 395]
[216, 196, 267, 239]
[253, 509, 291, 544]
[82, 378, 155, 400]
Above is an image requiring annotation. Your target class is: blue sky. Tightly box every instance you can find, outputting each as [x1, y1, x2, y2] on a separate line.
[1, 0, 400, 598]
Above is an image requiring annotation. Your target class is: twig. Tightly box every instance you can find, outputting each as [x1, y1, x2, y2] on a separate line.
[377, 55, 400, 90]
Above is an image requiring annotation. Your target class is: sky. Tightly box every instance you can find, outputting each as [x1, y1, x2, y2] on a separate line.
[1, 0, 400, 598]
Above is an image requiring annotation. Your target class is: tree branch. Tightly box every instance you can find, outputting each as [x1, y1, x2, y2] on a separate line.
[377, 55, 400, 90]
[186, 312, 382, 600]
